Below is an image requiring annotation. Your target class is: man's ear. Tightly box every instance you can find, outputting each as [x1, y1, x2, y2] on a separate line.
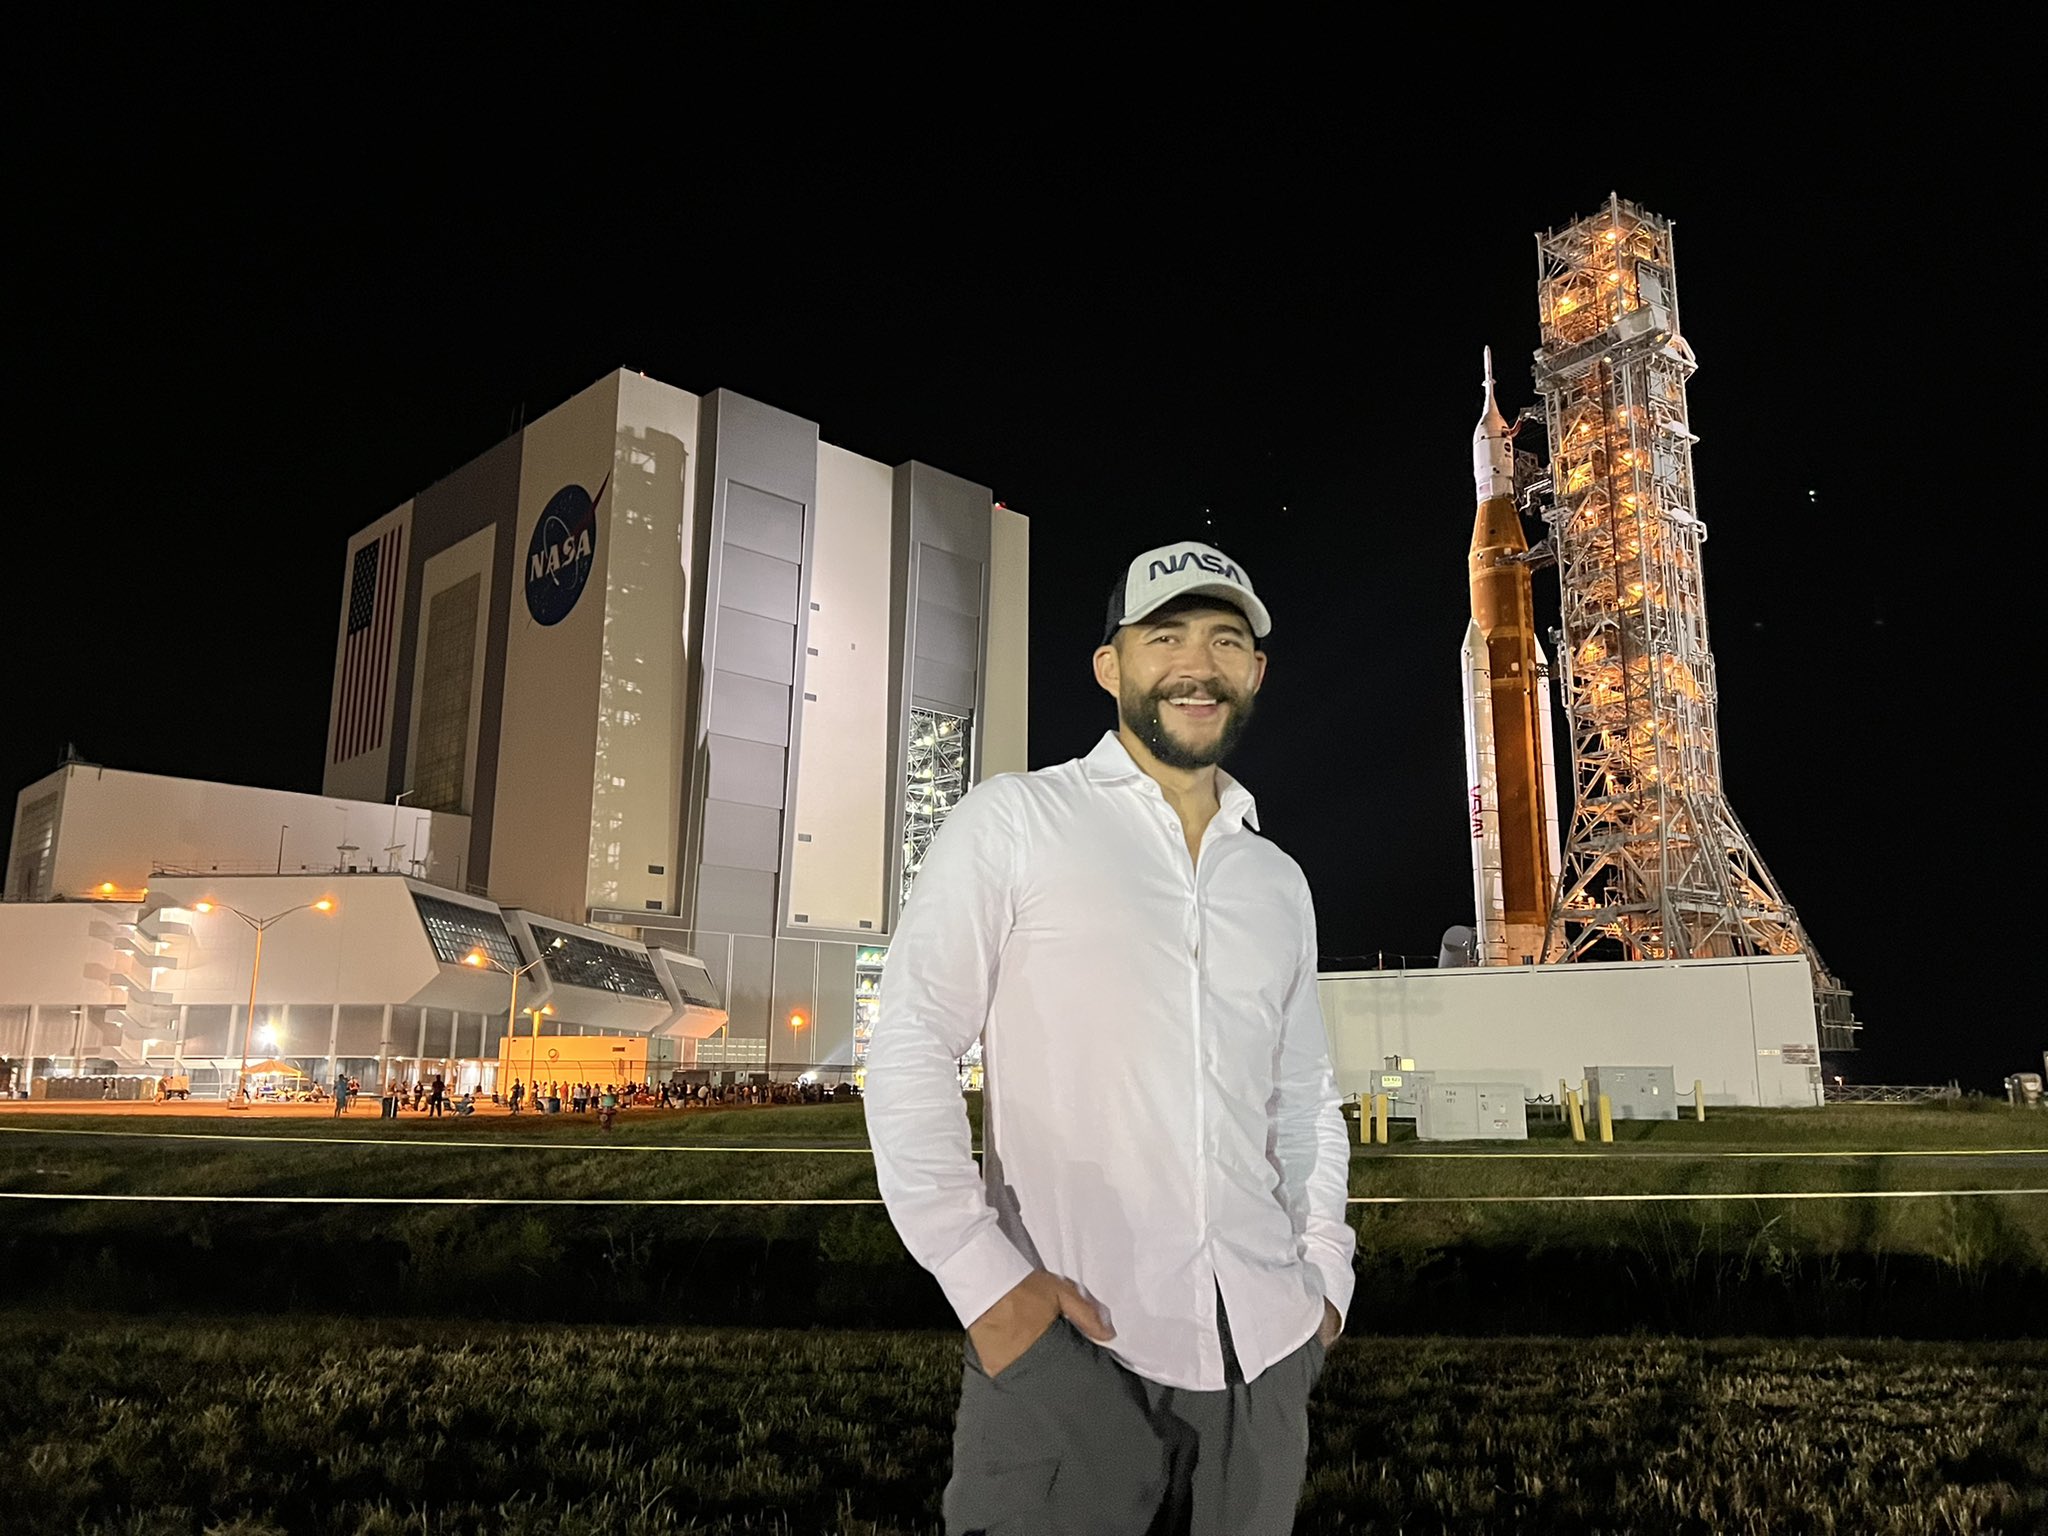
[1093, 642, 1121, 700]
[1250, 649, 1269, 693]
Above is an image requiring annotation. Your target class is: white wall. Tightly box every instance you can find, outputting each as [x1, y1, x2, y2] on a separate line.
[324, 501, 414, 803]
[787, 443, 895, 933]
[149, 876, 445, 1010]
[490, 374, 621, 921]
[981, 503, 1030, 777]
[1316, 954, 1822, 1109]
[30, 765, 466, 896]
[590, 374, 698, 919]
[0, 902, 136, 1005]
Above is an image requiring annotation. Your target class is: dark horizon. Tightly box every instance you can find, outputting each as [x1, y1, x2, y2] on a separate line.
[14, 77, 2029, 1092]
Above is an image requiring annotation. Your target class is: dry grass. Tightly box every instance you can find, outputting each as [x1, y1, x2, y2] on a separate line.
[2, 1317, 2041, 1535]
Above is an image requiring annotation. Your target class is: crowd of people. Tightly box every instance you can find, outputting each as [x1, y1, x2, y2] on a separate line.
[500, 1076, 844, 1113]
[349, 1073, 850, 1120]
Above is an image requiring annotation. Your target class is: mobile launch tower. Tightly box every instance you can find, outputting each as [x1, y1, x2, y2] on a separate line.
[1530, 194, 1856, 1048]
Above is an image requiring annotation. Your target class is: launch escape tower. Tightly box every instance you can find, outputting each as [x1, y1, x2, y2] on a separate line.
[1530, 194, 1855, 1048]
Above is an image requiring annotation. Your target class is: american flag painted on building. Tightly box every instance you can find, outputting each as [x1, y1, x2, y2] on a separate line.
[332, 524, 404, 762]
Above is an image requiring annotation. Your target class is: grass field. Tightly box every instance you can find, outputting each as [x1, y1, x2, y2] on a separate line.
[4, 1102, 2044, 1531]
[3, 1315, 2041, 1535]
[11, 1095, 2047, 1148]
[5, 1102, 2044, 1335]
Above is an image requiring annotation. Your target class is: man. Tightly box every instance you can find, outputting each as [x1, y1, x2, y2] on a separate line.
[868, 541, 1354, 1536]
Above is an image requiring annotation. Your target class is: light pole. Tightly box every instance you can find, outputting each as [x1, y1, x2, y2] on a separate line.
[788, 1011, 806, 1079]
[389, 791, 413, 873]
[196, 897, 334, 1107]
[525, 1003, 555, 1102]
[464, 937, 562, 1110]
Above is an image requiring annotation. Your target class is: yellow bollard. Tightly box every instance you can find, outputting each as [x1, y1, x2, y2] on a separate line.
[1354, 1098, 1368, 1145]
[1597, 1093, 1614, 1143]
[1372, 1092, 1390, 1145]
[1566, 1087, 1586, 1142]
[1694, 1079, 1707, 1123]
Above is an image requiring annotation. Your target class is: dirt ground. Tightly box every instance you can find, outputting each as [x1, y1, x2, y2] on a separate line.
[0, 1096, 527, 1119]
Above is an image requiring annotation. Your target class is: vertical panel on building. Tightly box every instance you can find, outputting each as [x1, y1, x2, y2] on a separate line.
[590, 374, 698, 921]
[811, 941, 857, 1067]
[412, 572, 482, 815]
[678, 391, 821, 1047]
[887, 463, 996, 926]
[982, 504, 1031, 777]
[770, 937, 818, 1073]
[489, 374, 622, 922]
[391, 435, 524, 889]
[7, 783, 61, 901]
[724, 934, 776, 1052]
[323, 502, 414, 804]
[786, 444, 894, 936]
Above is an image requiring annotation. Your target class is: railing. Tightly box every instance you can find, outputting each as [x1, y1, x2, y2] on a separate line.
[149, 863, 418, 879]
[1823, 1082, 1961, 1105]
[1319, 955, 1445, 972]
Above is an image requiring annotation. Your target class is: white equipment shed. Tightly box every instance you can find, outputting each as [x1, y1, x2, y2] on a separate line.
[1317, 953, 1823, 1110]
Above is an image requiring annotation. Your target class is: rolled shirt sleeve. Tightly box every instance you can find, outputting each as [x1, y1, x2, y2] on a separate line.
[1267, 885, 1358, 1328]
[864, 778, 1037, 1329]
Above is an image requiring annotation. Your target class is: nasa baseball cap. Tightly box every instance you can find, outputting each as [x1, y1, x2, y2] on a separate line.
[1102, 541, 1272, 645]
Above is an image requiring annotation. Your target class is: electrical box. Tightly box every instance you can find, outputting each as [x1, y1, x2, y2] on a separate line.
[1416, 1081, 1528, 1141]
[1585, 1065, 1678, 1121]
[1367, 1069, 1432, 1119]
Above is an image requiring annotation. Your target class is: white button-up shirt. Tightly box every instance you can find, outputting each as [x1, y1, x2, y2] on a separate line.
[867, 732, 1356, 1391]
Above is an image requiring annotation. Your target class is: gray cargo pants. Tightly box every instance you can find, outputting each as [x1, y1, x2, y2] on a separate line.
[944, 1295, 1327, 1535]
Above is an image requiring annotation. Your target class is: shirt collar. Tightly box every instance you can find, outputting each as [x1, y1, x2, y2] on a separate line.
[1081, 732, 1261, 831]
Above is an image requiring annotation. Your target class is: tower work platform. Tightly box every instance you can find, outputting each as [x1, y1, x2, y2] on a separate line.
[1530, 194, 1855, 1049]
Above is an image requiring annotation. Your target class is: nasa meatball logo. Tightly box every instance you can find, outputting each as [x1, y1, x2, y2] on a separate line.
[525, 472, 609, 626]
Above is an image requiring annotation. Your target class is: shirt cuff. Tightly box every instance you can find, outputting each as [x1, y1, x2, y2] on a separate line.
[932, 1225, 1039, 1330]
[1307, 1244, 1356, 1330]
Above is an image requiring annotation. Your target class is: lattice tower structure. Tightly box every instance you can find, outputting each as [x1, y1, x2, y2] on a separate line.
[1532, 194, 1855, 1048]
[901, 706, 971, 908]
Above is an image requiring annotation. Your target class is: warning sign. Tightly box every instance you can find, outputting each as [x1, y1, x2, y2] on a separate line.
[1782, 1044, 1819, 1066]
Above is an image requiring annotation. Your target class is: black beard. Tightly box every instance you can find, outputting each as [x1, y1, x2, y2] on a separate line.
[1120, 681, 1256, 769]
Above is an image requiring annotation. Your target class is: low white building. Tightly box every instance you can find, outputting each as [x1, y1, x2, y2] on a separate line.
[1318, 953, 1822, 1110]
[5, 761, 470, 899]
[0, 869, 726, 1100]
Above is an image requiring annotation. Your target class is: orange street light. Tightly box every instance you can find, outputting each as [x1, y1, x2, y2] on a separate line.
[197, 896, 337, 1107]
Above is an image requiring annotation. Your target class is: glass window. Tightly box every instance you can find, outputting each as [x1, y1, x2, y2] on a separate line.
[532, 924, 668, 1000]
[413, 893, 521, 969]
[665, 958, 723, 1009]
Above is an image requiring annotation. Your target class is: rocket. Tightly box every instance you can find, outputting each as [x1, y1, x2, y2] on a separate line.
[1462, 347, 1562, 966]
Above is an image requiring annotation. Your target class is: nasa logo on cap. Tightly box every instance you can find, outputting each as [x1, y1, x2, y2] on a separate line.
[1103, 539, 1272, 644]
[525, 472, 609, 626]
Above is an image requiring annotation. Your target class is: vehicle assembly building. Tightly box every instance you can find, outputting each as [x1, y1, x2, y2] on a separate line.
[2, 370, 1028, 1093]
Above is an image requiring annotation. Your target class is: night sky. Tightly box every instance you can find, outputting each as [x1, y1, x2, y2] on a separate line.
[13, 48, 2028, 1090]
